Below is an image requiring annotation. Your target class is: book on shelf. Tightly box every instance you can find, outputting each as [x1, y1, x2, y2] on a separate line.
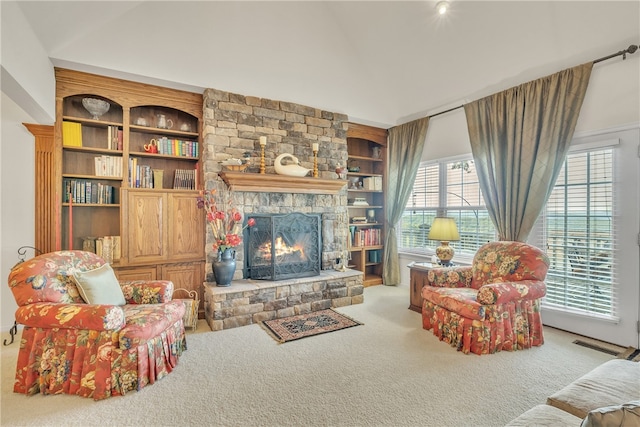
[363, 176, 382, 191]
[93, 235, 121, 262]
[368, 250, 382, 263]
[63, 178, 115, 204]
[107, 126, 123, 151]
[62, 121, 82, 147]
[156, 137, 199, 157]
[129, 158, 150, 188]
[128, 157, 154, 188]
[350, 228, 382, 247]
[94, 155, 122, 177]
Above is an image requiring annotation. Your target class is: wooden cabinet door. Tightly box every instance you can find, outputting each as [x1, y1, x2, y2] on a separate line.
[125, 190, 168, 263]
[161, 261, 205, 314]
[168, 192, 204, 260]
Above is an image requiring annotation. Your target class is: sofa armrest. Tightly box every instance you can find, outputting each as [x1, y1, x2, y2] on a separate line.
[119, 280, 175, 304]
[477, 280, 546, 305]
[427, 266, 473, 288]
[15, 302, 125, 331]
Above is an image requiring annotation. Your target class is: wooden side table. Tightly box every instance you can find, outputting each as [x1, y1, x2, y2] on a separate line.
[408, 261, 470, 313]
[407, 262, 433, 313]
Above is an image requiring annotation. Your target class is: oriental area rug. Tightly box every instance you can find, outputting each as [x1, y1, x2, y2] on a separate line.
[261, 308, 363, 343]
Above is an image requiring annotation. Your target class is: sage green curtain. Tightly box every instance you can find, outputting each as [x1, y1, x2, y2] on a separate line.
[383, 117, 429, 286]
[464, 62, 593, 242]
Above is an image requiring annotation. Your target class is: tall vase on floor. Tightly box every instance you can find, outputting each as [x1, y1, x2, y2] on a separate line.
[213, 248, 236, 287]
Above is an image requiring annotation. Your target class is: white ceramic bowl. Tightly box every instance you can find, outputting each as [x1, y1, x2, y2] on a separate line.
[82, 98, 110, 120]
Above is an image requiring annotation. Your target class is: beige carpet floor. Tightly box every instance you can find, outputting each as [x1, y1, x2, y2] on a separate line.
[0, 284, 619, 427]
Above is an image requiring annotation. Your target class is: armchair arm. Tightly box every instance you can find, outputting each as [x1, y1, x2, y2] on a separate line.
[15, 302, 125, 331]
[477, 280, 547, 305]
[427, 266, 473, 288]
[119, 280, 174, 304]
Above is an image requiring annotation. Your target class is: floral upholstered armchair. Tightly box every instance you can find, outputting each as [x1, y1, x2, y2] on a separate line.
[421, 241, 549, 355]
[8, 250, 187, 399]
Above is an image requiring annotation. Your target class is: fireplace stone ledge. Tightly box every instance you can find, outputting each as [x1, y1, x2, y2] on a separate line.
[203, 269, 364, 331]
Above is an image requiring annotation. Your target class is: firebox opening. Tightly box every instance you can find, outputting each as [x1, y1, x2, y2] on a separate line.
[244, 212, 321, 281]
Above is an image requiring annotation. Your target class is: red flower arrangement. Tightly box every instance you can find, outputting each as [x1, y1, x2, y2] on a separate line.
[197, 183, 255, 253]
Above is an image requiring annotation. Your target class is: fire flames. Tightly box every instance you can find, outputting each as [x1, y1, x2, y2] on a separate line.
[257, 236, 306, 262]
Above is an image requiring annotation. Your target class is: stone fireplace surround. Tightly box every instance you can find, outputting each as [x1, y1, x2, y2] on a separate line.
[201, 88, 364, 330]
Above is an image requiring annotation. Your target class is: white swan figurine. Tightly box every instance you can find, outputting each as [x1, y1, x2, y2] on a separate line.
[274, 153, 312, 177]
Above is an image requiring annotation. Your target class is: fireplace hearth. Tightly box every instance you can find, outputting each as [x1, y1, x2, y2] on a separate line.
[244, 212, 321, 281]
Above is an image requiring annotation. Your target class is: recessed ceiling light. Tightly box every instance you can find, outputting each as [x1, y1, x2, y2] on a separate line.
[436, 1, 449, 15]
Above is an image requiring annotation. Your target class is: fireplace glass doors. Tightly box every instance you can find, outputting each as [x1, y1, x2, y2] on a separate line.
[245, 213, 321, 281]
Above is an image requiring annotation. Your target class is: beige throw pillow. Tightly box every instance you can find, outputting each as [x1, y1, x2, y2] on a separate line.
[73, 263, 126, 305]
[581, 401, 640, 427]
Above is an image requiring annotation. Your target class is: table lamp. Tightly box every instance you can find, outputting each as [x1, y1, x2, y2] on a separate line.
[427, 217, 460, 266]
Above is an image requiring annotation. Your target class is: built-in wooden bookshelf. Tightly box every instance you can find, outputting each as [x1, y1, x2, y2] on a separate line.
[346, 123, 387, 287]
[28, 68, 206, 314]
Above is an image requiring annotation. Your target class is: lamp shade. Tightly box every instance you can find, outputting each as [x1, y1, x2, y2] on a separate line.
[428, 217, 460, 242]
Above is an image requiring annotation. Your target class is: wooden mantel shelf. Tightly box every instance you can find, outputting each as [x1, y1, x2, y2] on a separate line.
[219, 172, 347, 194]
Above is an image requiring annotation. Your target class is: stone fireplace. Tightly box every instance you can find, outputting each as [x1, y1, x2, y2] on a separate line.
[202, 88, 353, 278]
[201, 88, 364, 331]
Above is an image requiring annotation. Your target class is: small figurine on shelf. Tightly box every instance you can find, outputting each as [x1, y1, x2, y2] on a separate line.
[335, 164, 347, 180]
[367, 209, 376, 223]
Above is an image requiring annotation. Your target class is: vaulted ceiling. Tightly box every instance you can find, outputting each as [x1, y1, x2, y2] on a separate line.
[14, 1, 640, 127]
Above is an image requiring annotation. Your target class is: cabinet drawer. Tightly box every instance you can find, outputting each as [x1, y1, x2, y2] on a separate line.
[114, 266, 157, 281]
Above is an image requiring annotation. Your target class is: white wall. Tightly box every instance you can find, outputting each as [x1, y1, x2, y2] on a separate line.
[1, 93, 36, 333]
[0, 1, 55, 123]
[0, 1, 55, 333]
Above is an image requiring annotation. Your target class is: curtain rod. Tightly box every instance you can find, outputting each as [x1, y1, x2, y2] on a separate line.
[427, 43, 639, 120]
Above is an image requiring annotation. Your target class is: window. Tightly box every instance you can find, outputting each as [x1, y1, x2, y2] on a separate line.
[542, 146, 616, 317]
[398, 157, 496, 259]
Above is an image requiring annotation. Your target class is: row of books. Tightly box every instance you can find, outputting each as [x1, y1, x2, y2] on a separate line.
[130, 164, 155, 189]
[368, 249, 382, 263]
[173, 169, 197, 190]
[82, 236, 121, 262]
[62, 122, 124, 151]
[63, 179, 116, 204]
[363, 176, 383, 191]
[128, 158, 156, 188]
[350, 227, 382, 247]
[107, 126, 123, 151]
[95, 155, 122, 177]
[154, 137, 199, 157]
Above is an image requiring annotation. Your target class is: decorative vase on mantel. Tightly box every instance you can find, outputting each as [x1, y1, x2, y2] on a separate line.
[212, 248, 237, 287]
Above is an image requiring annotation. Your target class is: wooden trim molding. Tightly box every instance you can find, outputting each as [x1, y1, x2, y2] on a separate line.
[219, 172, 347, 194]
[347, 122, 388, 146]
[23, 123, 56, 254]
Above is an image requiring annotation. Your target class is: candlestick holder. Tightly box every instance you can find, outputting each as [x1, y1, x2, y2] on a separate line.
[313, 149, 318, 177]
[260, 145, 266, 174]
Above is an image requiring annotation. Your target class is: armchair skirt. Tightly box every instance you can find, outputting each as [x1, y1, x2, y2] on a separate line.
[422, 297, 544, 355]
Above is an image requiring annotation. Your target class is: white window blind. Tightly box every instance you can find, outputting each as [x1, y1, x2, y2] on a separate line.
[543, 147, 616, 317]
[398, 158, 495, 258]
